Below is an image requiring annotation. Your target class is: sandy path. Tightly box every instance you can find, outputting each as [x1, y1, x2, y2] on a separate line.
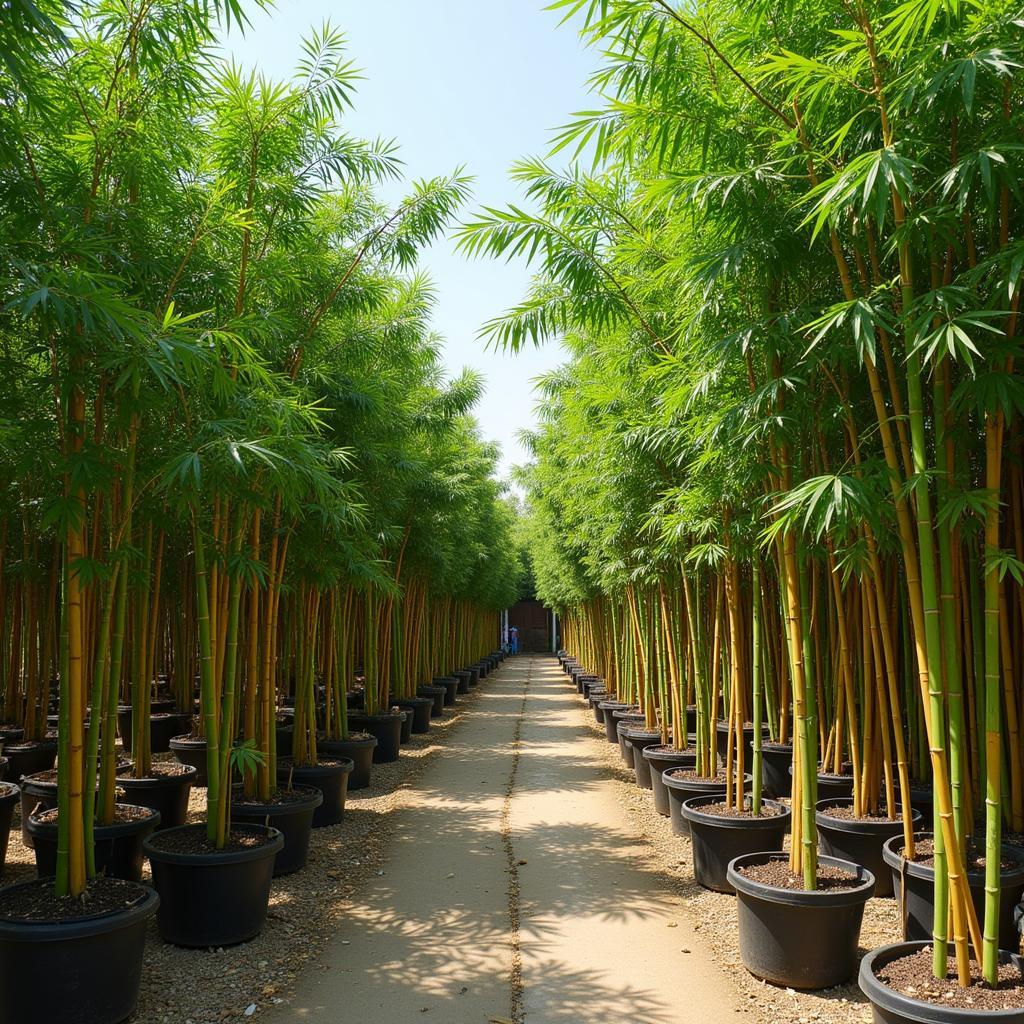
[273, 655, 744, 1023]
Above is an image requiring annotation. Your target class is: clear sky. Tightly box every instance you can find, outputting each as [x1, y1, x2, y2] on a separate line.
[224, 0, 597, 480]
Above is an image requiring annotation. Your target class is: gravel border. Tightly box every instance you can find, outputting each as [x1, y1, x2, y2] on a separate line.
[2, 686, 488, 1024]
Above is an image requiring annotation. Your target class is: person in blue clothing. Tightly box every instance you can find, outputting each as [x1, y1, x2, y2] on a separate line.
[509, 626, 519, 655]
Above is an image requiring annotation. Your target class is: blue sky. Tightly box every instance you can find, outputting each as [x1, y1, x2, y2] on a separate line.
[224, 1, 597, 480]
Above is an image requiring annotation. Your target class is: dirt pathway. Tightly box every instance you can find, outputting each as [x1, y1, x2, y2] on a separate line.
[273, 655, 745, 1023]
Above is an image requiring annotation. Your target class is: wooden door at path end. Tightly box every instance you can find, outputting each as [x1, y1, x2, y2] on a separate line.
[509, 600, 551, 653]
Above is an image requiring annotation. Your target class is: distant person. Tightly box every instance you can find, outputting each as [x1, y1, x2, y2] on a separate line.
[509, 626, 519, 655]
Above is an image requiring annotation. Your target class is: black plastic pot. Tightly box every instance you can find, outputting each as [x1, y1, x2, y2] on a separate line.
[232, 784, 323, 874]
[0, 756, 5, 782]
[643, 746, 697, 816]
[761, 742, 793, 798]
[275, 722, 294, 757]
[883, 834, 1024, 950]
[0, 877, 159, 1024]
[0, 724, 24, 743]
[417, 684, 447, 717]
[816, 799, 921, 898]
[453, 670, 472, 694]
[664, 767, 749, 837]
[621, 726, 663, 789]
[817, 769, 855, 801]
[29, 804, 160, 881]
[395, 697, 433, 734]
[277, 758, 353, 827]
[728, 851, 874, 989]
[433, 676, 460, 705]
[144, 823, 283, 947]
[716, 720, 770, 767]
[117, 707, 191, 755]
[3, 739, 57, 780]
[319, 735, 375, 790]
[581, 677, 605, 699]
[587, 692, 609, 724]
[598, 701, 631, 742]
[682, 796, 791, 893]
[858, 940, 1024, 1023]
[347, 711, 403, 764]
[170, 735, 207, 785]
[20, 770, 61, 847]
[465, 666, 480, 687]
[0, 782, 17, 877]
[615, 715, 645, 766]
[115, 765, 197, 830]
[397, 708, 413, 744]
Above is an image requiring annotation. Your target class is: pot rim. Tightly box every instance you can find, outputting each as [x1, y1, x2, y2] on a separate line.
[231, 782, 324, 813]
[727, 851, 875, 907]
[0, 877, 159, 938]
[682, 795, 792, 829]
[2, 739, 57, 754]
[761, 740, 794, 753]
[642, 745, 697, 763]
[858, 940, 1024, 1021]
[144, 822, 283, 866]
[28, 802, 161, 838]
[169, 735, 206, 748]
[116, 764, 198, 787]
[663, 768, 750, 791]
[597, 700, 631, 711]
[277, 756, 356, 774]
[394, 696, 434, 707]
[0, 781, 19, 802]
[347, 710, 405, 723]
[621, 726, 663, 740]
[319, 732, 379, 749]
[882, 832, 1024, 883]
[816, 798, 922, 835]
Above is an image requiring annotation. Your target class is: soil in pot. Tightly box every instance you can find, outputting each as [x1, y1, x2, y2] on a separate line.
[231, 784, 323, 874]
[116, 762, 197, 830]
[345, 711, 403, 764]
[395, 697, 433, 734]
[682, 796, 791, 893]
[276, 757, 353, 826]
[144, 823, 283, 947]
[0, 782, 18, 877]
[29, 803, 160, 881]
[417, 685, 446, 717]
[663, 767, 747, 837]
[0, 876, 159, 1024]
[621, 727, 663, 789]
[3, 739, 57, 780]
[643, 746, 697, 816]
[728, 852, 874, 989]
[884, 834, 1024, 950]
[318, 734, 376, 790]
[0, 724, 24, 743]
[816, 799, 921, 898]
[170, 734, 207, 785]
[761, 741, 793, 798]
[860, 941, 1024, 1021]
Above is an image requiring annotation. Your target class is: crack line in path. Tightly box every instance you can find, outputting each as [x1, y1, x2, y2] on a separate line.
[500, 657, 531, 1024]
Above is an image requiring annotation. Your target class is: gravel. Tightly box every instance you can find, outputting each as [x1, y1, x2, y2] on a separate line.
[2, 686, 487, 1023]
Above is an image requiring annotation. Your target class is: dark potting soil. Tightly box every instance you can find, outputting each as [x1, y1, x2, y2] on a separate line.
[278, 756, 349, 770]
[670, 769, 729, 783]
[147, 828, 274, 855]
[896, 837, 1019, 872]
[647, 744, 691, 755]
[735, 859, 861, 892]
[0, 876, 147, 923]
[698, 800, 783, 819]
[33, 803, 153, 826]
[24, 768, 59, 784]
[874, 948, 1024, 1011]
[819, 762, 854, 778]
[117, 761, 193, 779]
[819, 804, 902, 822]
[233, 784, 318, 806]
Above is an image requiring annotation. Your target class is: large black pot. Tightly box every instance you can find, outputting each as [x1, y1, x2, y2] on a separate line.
[761, 742, 793, 798]
[816, 799, 921, 898]
[621, 726, 662, 789]
[0, 724, 24, 743]
[276, 758, 353, 827]
[883, 834, 1024, 950]
[465, 666, 480, 687]
[728, 851, 874, 989]
[395, 697, 433, 734]
[643, 746, 696, 816]
[716, 720, 770, 767]
[417, 685, 447, 717]
[615, 715, 645, 766]
[144, 823, 283, 947]
[346, 711, 403, 764]
[231, 784, 323, 874]
[816, 769, 856, 801]
[858, 940, 1024, 1023]
[275, 722, 294, 757]
[664, 767, 749, 837]
[319, 735, 376, 790]
[20, 770, 60, 847]
[0, 782, 17, 877]
[0, 877, 159, 1024]
[0, 756, 6, 782]
[682, 796, 791, 893]
[598, 701, 631, 742]
[117, 707, 190, 755]
[453, 670, 473, 694]
[587, 691, 609, 725]
[116, 764, 197, 830]
[3, 739, 57, 780]
[433, 676, 460, 705]
[170, 735, 207, 785]
[29, 804, 160, 881]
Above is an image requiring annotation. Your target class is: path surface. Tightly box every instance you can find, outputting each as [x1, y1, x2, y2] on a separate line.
[274, 655, 743, 1023]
